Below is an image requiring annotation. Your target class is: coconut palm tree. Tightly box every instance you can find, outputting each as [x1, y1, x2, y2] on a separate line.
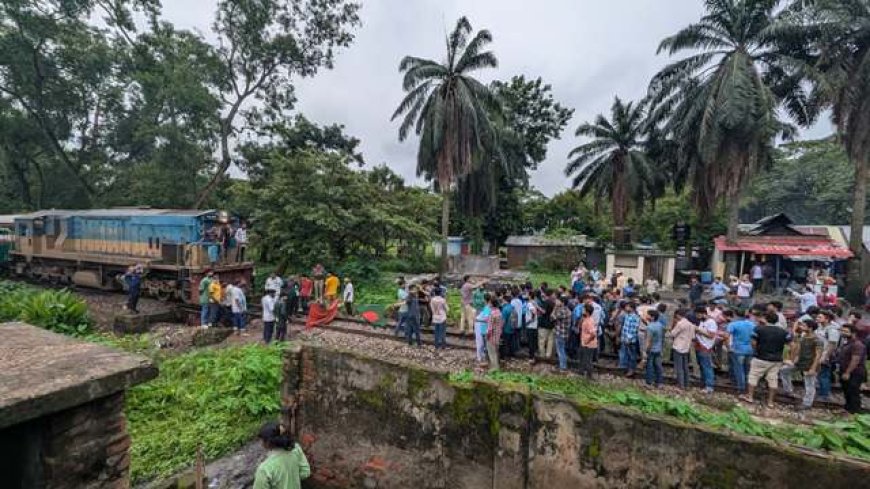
[648, 0, 798, 244]
[774, 0, 870, 296]
[565, 97, 655, 243]
[391, 17, 501, 271]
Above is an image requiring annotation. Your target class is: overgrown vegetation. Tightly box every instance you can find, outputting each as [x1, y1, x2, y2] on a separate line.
[125, 344, 285, 483]
[449, 370, 870, 460]
[0, 281, 91, 336]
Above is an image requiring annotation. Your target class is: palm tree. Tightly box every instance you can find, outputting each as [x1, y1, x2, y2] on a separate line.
[774, 0, 870, 297]
[391, 17, 501, 271]
[648, 0, 798, 244]
[565, 97, 654, 243]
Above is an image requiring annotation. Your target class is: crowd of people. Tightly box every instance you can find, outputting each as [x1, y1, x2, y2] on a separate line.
[387, 264, 866, 414]
[196, 265, 355, 344]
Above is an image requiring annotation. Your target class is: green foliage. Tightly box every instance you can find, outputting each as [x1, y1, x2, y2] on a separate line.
[243, 151, 438, 271]
[126, 344, 285, 483]
[449, 370, 870, 460]
[0, 281, 91, 336]
[743, 137, 859, 224]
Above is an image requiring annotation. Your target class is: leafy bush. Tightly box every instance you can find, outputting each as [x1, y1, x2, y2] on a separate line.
[126, 344, 284, 483]
[0, 281, 91, 336]
[449, 370, 870, 460]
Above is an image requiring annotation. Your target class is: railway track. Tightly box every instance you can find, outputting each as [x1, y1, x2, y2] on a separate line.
[176, 302, 852, 410]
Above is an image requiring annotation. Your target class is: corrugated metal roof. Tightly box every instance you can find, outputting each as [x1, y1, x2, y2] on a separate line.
[714, 236, 853, 258]
[15, 208, 216, 219]
[505, 235, 592, 247]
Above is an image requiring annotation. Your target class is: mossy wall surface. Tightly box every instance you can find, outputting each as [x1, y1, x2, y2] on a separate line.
[282, 345, 870, 489]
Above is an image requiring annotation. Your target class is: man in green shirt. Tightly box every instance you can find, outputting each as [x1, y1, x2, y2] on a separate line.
[198, 271, 213, 327]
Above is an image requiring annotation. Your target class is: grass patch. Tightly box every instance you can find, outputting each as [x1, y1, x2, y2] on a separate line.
[124, 343, 285, 483]
[449, 370, 870, 460]
[0, 280, 92, 336]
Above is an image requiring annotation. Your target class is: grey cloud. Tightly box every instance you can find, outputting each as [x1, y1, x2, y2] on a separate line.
[161, 0, 830, 196]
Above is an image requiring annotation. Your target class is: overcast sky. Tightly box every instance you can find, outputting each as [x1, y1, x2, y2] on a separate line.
[160, 0, 831, 196]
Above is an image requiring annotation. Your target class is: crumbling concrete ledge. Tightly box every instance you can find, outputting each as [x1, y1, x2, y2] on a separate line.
[281, 343, 870, 489]
[0, 321, 158, 429]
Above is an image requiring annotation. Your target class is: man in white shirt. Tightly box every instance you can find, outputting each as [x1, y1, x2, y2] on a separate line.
[737, 274, 753, 308]
[751, 263, 763, 293]
[265, 272, 283, 295]
[790, 286, 817, 314]
[694, 306, 719, 394]
[231, 281, 248, 336]
[261, 290, 277, 344]
[234, 221, 248, 261]
[342, 278, 355, 316]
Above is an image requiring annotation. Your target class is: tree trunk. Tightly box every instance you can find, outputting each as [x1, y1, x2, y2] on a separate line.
[726, 186, 741, 245]
[440, 188, 450, 273]
[846, 153, 867, 302]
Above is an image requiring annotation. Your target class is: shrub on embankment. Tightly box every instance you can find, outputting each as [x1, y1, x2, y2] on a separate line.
[450, 370, 870, 461]
[124, 343, 284, 483]
[0, 280, 92, 335]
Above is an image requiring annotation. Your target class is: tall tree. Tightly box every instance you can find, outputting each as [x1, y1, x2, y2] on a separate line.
[776, 0, 870, 297]
[565, 97, 653, 241]
[391, 16, 502, 270]
[0, 0, 159, 204]
[648, 0, 798, 244]
[194, 0, 361, 207]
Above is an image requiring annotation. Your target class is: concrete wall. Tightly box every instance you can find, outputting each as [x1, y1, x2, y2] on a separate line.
[0, 393, 131, 489]
[282, 344, 869, 489]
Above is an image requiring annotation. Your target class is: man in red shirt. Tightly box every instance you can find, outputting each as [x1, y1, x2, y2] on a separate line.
[816, 285, 838, 309]
[300, 274, 313, 313]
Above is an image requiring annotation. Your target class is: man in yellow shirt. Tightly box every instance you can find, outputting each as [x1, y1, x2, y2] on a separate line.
[324, 272, 340, 302]
[207, 274, 223, 328]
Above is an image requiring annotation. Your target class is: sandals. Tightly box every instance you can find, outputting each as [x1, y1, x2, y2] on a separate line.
[738, 395, 754, 404]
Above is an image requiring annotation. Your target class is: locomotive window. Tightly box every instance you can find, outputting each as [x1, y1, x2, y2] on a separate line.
[148, 237, 153, 249]
[156, 237, 160, 249]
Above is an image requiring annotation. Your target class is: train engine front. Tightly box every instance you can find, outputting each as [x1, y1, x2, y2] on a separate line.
[9, 208, 254, 304]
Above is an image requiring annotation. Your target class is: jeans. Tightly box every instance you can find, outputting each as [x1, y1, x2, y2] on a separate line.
[780, 366, 817, 407]
[555, 335, 568, 370]
[263, 321, 275, 343]
[209, 303, 221, 326]
[502, 331, 516, 358]
[275, 320, 287, 342]
[674, 351, 691, 389]
[818, 364, 833, 398]
[526, 328, 539, 359]
[394, 312, 407, 336]
[433, 322, 447, 348]
[645, 351, 663, 386]
[201, 304, 210, 326]
[289, 296, 299, 316]
[620, 342, 639, 372]
[233, 312, 246, 330]
[697, 350, 715, 390]
[842, 371, 866, 413]
[578, 346, 596, 377]
[729, 352, 752, 393]
[405, 316, 421, 346]
[344, 301, 354, 316]
[476, 326, 487, 362]
[127, 287, 140, 313]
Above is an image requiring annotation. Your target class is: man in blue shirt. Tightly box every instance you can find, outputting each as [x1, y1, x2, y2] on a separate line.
[124, 265, 142, 314]
[619, 302, 641, 377]
[500, 296, 516, 358]
[710, 277, 729, 304]
[643, 310, 666, 387]
[725, 309, 756, 393]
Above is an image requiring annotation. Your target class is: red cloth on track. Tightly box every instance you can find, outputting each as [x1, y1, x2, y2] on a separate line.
[306, 300, 339, 329]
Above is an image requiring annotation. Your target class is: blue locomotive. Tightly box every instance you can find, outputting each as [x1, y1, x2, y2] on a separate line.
[5, 208, 253, 304]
